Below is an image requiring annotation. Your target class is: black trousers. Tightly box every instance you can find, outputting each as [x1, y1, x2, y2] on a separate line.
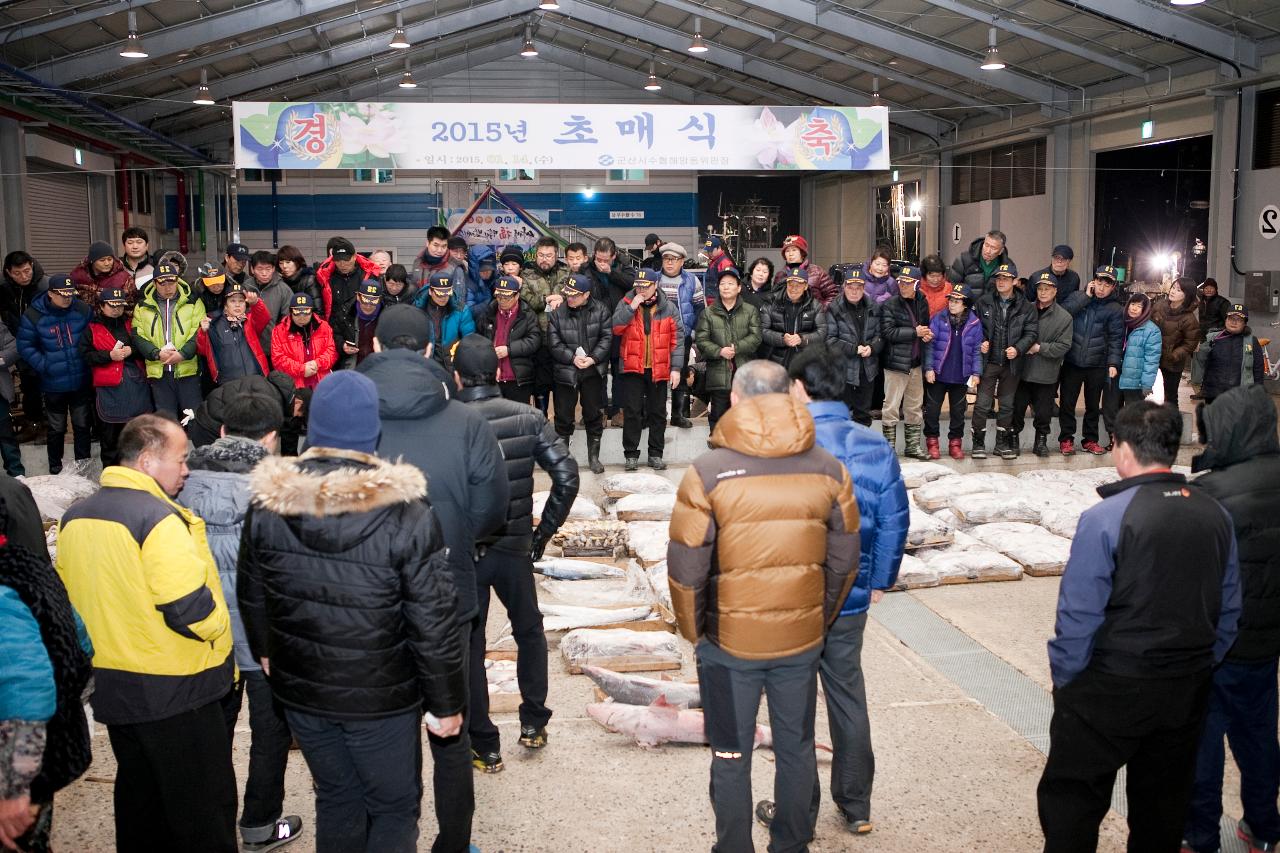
[618, 370, 668, 458]
[552, 375, 603, 441]
[923, 381, 968, 439]
[707, 389, 731, 434]
[468, 548, 551, 754]
[1037, 668, 1211, 853]
[99, 420, 125, 468]
[17, 367, 43, 423]
[220, 671, 294, 835]
[1057, 364, 1116, 444]
[498, 381, 532, 405]
[1011, 379, 1058, 436]
[971, 360, 1020, 432]
[1160, 367, 1183, 409]
[1120, 388, 1146, 405]
[426, 617, 475, 853]
[43, 388, 92, 471]
[843, 381, 874, 427]
[149, 374, 203, 422]
[107, 698, 238, 853]
[0, 395, 23, 476]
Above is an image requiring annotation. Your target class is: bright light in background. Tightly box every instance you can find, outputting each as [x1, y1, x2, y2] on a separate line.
[74, 148, 83, 166]
[909, 198, 922, 216]
[1141, 119, 1154, 139]
[1149, 252, 1171, 271]
[581, 187, 596, 199]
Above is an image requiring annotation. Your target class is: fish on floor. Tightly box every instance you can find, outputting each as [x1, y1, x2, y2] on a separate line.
[581, 665, 702, 709]
[585, 697, 773, 749]
[534, 558, 627, 580]
[539, 603, 652, 631]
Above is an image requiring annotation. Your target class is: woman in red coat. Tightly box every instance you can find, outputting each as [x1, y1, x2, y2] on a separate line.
[270, 293, 336, 389]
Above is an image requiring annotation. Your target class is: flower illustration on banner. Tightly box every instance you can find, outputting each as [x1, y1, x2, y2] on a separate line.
[752, 107, 802, 169]
[338, 104, 409, 161]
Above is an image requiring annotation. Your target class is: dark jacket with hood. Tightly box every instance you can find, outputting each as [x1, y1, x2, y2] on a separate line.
[281, 265, 323, 310]
[1061, 288, 1124, 370]
[455, 384, 579, 555]
[948, 236, 1011, 302]
[547, 297, 612, 386]
[878, 290, 933, 374]
[358, 348, 509, 622]
[239, 447, 465, 720]
[761, 290, 826, 368]
[1194, 325, 1265, 401]
[1199, 290, 1232, 340]
[1150, 296, 1200, 372]
[1, 259, 49, 336]
[824, 293, 882, 387]
[1192, 385, 1280, 663]
[974, 287, 1038, 376]
[475, 298, 542, 387]
[17, 291, 91, 393]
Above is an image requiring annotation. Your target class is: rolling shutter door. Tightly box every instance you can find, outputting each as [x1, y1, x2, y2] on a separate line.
[26, 171, 91, 275]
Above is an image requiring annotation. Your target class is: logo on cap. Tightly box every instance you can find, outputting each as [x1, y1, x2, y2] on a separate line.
[1038, 272, 1053, 282]
[563, 274, 591, 295]
[155, 262, 180, 280]
[897, 265, 922, 283]
[492, 275, 520, 296]
[225, 281, 247, 296]
[291, 294, 313, 310]
[994, 263, 1017, 277]
[358, 281, 382, 298]
[635, 268, 660, 285]
[429, 275, 453, 292]
[1229, 303, 1247, 314]
[949, 283, 967, 297]
[1095, 265, 1118, 280]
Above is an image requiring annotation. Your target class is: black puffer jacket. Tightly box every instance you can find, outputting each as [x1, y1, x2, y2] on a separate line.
[238, 447, 465, 720]
[878, 291, 933, 373]
[547, 298, 612, 386]
[359, 348, 509, 622]
[947, 236, 1011, 302]
[475, 299, 543, 387]
[1192, 385, 1280, 663]
[824, 294, 881, 386]
[1061, 289, 1124, 369]
[1197, 328, 1265, 401]
[281, 266, 323, 312]
[760, 291, 825, 368]
[974, 289, 1038, 376]
[1199, 291, 1231, 340]
[456, 384, 579, 554]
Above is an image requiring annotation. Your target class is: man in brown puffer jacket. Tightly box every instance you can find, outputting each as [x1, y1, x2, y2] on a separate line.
[668, 358, 860, 853]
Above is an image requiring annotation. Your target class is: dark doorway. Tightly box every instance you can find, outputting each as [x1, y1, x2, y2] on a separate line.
[1094, 135, 1212, 288]
[698, 174, 802, 266]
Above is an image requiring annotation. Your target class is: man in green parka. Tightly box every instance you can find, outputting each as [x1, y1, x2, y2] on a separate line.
[694, 268, 762, 435]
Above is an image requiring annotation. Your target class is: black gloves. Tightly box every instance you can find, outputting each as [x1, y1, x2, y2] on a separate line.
[530, 532, 549, 563]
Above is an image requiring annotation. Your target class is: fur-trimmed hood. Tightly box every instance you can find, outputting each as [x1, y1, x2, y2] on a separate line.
[249, 447, 429, 555]
[251, 447, 426, 517]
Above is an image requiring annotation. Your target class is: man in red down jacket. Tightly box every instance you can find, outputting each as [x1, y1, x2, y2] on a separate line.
[313, 238, 379, 321]
[71, 241, 134, 310]
[773, 234, 836, 307]
[270, 293, 337, 390]
[609, 267, 685, 472]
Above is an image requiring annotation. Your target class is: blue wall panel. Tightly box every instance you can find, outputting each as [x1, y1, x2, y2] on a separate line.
[168, 190, 699, 232]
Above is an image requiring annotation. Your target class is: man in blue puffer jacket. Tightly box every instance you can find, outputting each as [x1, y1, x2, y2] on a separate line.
[17, 274, 92, 474]
[755, 345, 909, 837]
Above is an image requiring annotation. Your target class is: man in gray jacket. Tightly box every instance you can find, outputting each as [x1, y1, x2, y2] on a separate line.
[1011, 271, 1074, 457]
[178, 392, 303, 852]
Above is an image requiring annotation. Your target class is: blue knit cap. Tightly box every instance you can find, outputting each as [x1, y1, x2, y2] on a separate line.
[307, 372, 381, 453]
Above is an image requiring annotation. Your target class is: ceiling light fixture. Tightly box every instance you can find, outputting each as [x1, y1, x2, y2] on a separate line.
[119, 10, 148, 59]
[1168, 0, 1206, 5]
[871, 76, 881, 105]
[687, 16, 708, 53]
[520, 24, 538, 57]
[193, 68, 215, 104]
[398, 57, 418, 88]
[644, 59, 662, 91]
[979, 25, 1004, 71]
[538, 0, 561, 9]
[389, 11, 410, 49]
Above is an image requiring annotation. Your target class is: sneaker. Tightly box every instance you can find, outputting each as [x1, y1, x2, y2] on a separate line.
[624, 457, 639, 472]
[1060, 439, 1075, 456]
[1238, 819, 1278, 853]
[1081, 440, 1106, 455]
[609, 412, 625, 428]
[647, 456, 666, 471]
[518, 725, 548, 749]
[754, 800, 775, 828]
[243, 816, 303, 852]
[838, 809, 873, 835]
[471, 748, 504, 774]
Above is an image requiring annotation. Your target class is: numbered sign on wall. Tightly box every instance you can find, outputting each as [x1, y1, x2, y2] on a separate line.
[1261, 205, 1279, 240]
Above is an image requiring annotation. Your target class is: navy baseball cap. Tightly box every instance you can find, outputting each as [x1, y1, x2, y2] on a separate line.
[100, 286, 128, 304]
[290, 292, 314, 311]
[225, 242, 249, 261]
[428, 274, 454, 294]
[1052, 245, 1074, 260]
[993, 262, 1019, 279]
[897, 265, 922, 284]
[703, 236, 723, 252]
[1094, 265, 1118, 282]
[492, 275, 521, 297]
[634, 268, 660, 286]
[48, 274, 76, 294]
[562, 274, 592, 295]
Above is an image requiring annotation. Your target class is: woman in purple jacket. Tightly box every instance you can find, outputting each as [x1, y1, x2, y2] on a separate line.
[923, 283, 984, 459]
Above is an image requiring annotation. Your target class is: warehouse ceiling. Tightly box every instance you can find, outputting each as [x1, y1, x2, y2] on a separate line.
[0, 0, 1276, 163]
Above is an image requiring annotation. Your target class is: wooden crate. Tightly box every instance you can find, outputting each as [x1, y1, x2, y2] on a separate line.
[564, 654, 682, 676]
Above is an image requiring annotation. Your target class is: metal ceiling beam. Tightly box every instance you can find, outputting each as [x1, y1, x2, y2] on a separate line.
[176, 37, 524, 149]
[0, 0, 163, 42]
[731, 0, 1059, 106]
[128, 1, 523, 124]
[555, 0, 948, 137]
[28, 0, 359, 86]
[922, 0, 1148, 79]
[644, 0, 778, 43]
[533, 42, 727, 105]
[1055, 0, 1256, 70]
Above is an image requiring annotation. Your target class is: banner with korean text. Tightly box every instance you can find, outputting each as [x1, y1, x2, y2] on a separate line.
[233, 102, 890, 171]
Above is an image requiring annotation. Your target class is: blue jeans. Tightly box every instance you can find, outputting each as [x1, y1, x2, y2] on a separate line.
[1184, 658, 1280, 852]
[284, 708, 422, 853]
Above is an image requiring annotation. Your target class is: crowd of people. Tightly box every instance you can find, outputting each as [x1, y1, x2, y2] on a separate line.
[0, 222, 1274, 853]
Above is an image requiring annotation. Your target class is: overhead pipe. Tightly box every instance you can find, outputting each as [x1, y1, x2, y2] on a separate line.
[118, 154, 130, 229]
[175, 170, 188, 254]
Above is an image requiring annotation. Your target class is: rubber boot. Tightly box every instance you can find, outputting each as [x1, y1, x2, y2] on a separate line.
[997, 429, 1018, 460]
[925, 436, 941, 460]
[1033, 432, 1049, 457]
[1004, 429, 1022, 459]
[881, 424, 897, 453]
[904, 424, 929, 460]
[670, 389, 693, 428]
[587, 435, 605, 475]
[948, 438, 964, 460]
[970, 429, 987, 459]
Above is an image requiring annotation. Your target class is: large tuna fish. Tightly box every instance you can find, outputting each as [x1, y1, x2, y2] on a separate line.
[585, 698, 773, 749]
[534, 558, 627, 580]
[582, 666, 703, 709]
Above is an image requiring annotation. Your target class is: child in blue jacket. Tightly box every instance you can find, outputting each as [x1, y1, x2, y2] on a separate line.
[923, 283, 985, 459]
[1119, 293, 1162, 405]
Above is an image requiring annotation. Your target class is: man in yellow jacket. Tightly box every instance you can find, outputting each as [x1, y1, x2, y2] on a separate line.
[56, 413, 236, 853]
